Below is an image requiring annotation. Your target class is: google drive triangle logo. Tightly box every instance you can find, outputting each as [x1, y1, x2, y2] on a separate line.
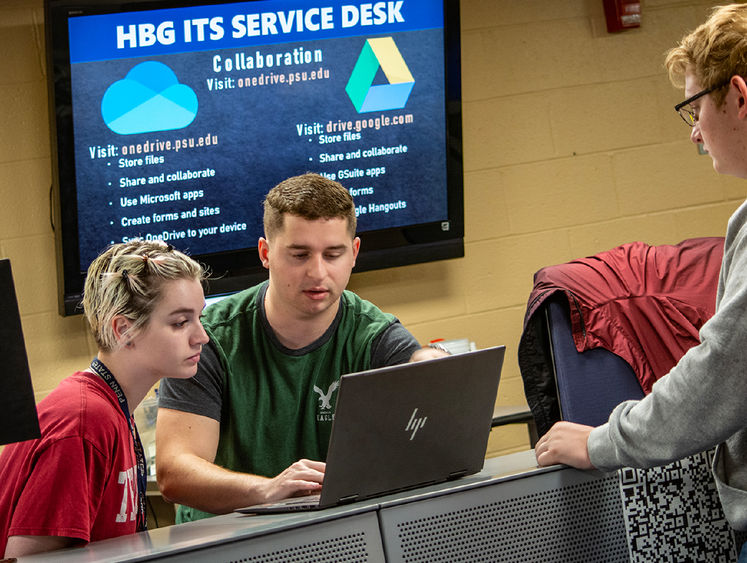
[345, 37, 415, 113]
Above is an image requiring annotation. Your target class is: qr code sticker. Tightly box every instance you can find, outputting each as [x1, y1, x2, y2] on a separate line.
[619, 450, 738, 562]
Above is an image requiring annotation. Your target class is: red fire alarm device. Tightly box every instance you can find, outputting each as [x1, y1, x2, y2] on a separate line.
[604, 0, 641, 33]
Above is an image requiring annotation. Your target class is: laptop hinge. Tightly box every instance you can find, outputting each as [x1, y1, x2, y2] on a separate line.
[448, 469, 468, 480]
[338, 494, 359, 504]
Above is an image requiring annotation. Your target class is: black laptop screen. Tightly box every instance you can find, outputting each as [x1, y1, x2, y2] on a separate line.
[0, 259, 40, 446]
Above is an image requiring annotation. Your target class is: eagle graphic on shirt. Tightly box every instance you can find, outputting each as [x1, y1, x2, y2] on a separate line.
[313, 380, 339, 411]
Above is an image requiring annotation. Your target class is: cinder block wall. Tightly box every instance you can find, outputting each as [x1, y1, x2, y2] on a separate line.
[350, 0, 746, 457]
[1, 0, 741, 459]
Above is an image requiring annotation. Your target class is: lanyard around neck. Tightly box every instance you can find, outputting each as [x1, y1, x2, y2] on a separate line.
[89, 358, 147, 532]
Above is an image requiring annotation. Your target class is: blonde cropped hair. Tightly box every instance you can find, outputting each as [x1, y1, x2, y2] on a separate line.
[263, 173, 357, 239]
[665, 3, 747, 106]
[83, 240, 205, 351]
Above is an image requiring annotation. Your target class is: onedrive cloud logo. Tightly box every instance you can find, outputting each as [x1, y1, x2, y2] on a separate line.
[101, 61, 198, 135]
[346, 37, 414, 113]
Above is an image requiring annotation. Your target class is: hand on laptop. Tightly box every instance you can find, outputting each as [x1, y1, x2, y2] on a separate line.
[263, 459, 326, 502]
[409, 346, 450, 362]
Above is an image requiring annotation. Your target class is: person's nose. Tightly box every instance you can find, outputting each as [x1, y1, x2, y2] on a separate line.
[690, 122, 703, 145]
[193, 322, 209, 346]
[306, 253, 326, 280]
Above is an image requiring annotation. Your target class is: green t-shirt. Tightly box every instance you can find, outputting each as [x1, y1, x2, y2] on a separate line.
[170, 282, 414, 522]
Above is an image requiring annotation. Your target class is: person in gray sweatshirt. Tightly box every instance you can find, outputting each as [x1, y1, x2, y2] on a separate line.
[534, 3, 747, 557]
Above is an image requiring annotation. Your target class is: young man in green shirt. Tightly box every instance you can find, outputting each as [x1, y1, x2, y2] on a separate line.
[156, 173, 442, 521]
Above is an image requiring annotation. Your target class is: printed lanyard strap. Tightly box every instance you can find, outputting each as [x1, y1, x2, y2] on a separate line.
[90, 358, 147, 532]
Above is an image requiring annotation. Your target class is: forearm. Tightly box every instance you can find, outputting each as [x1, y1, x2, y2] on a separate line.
[158, 453, 325, 514]
[155, 408, 272, 513]
[589, 324, 747, 472]
[5, 535, 79, 558]
[157, 453, 272, 514]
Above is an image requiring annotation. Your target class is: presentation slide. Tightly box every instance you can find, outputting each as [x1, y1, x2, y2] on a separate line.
[66, 0, 448, 269]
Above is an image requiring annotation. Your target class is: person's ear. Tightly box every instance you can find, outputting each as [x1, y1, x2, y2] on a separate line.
[258, 237, 270, 270]
[112, 315, 133, 348]
[351, 237, 361, 266]
[731, 75, 747, 120]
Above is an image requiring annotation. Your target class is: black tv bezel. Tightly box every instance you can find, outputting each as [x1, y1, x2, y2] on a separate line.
[45, 0, 464, 316]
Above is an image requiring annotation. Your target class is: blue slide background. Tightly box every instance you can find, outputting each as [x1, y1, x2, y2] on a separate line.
[70, 29, 447, 267]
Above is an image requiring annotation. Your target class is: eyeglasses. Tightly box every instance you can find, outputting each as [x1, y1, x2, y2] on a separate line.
[674, 81, 729, 127]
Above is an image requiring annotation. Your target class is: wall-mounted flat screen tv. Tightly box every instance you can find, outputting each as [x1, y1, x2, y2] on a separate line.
[45, 0, 464, 315]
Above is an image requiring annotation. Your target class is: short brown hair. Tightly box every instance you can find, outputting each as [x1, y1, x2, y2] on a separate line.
[83, 240, 205, 351]
[263, 173, 356, 239]
[665, 3, 747, 106]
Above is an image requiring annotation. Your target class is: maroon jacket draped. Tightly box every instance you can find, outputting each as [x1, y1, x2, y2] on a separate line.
[522, 237, 724, 394]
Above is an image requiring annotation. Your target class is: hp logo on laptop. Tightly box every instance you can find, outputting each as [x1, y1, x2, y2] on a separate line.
[405, 408, 427, 440]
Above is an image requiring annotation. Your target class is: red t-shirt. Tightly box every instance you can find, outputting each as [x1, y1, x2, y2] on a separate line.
[0, 371, 140, 554]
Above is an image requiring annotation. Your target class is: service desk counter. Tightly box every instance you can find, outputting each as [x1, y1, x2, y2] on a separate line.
[19, 450, 630, 562]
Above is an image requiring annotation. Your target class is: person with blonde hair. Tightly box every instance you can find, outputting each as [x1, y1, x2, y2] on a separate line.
[0, 240, 208, 557]
[535, 4, 747, 557]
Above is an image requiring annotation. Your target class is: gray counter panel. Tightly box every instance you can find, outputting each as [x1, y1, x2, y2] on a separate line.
[153, 511, 385, 563]
[379, 464, 629, 562]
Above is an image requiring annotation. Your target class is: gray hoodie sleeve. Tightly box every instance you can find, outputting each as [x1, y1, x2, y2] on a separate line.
[589, 201, 747, 473]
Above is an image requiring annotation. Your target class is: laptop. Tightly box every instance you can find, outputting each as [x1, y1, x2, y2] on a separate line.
[236, 345, 505, 514]
[0, 259, 41, 446]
